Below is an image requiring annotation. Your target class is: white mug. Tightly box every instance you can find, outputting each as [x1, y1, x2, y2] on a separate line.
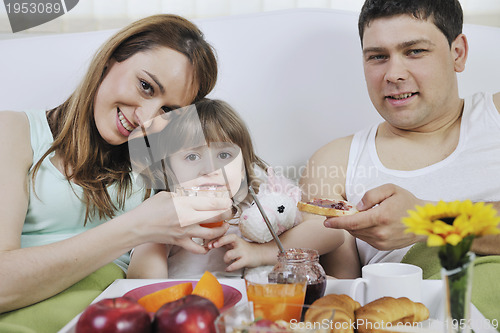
[349, 263, 422, 305]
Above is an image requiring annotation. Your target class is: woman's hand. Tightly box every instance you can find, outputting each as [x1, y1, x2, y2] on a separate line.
[126, 191, 232, 253]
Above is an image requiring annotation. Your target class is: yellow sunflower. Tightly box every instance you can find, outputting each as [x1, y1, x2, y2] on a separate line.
[402, 200, 500, 247]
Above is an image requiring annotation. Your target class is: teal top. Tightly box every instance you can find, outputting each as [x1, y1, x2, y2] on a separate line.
[21, 110, 145, 271]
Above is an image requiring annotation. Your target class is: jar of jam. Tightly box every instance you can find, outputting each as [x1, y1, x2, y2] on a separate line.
[268, 248, 326, 306]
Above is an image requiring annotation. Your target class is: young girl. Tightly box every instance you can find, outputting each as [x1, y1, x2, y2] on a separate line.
[0, 14, 227, 325]
[128, 98, 274, 278]
[128, 99, 349, 278]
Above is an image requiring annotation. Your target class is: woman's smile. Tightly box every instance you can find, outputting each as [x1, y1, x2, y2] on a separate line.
[116, 108, 137, 137]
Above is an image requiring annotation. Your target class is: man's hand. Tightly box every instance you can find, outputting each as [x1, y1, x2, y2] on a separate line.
[324, 184, 427, 250]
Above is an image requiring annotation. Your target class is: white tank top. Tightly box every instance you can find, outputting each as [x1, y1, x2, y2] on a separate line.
[345, 92, 500, 265]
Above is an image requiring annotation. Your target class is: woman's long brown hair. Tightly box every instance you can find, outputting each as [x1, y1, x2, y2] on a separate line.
[31, 15, 218, 224]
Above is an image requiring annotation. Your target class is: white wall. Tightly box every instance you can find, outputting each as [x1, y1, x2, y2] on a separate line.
[1, 0, 500, 38]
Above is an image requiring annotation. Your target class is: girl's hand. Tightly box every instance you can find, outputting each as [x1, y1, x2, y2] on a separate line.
[208, 234, 268, 272]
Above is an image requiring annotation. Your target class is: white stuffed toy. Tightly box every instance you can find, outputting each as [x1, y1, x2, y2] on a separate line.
[239, 168, 302, 243]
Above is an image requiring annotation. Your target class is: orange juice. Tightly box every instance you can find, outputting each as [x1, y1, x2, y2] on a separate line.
[245, 281, 306, 322]
[200, 221, 224, 228]
[178, 186, 229, 229]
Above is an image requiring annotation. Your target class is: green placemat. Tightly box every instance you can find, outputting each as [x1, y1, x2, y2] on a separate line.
[0, 263, 125, 333]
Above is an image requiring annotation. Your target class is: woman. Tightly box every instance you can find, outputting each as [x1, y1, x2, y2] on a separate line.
[0, 14, 230, 317]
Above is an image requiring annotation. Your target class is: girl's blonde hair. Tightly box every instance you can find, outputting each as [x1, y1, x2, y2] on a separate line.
[32, 15, 218, 224]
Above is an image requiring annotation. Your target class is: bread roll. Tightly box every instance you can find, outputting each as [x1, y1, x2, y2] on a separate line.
[304, 294, 361, 333]
[355, 297, 430, 333]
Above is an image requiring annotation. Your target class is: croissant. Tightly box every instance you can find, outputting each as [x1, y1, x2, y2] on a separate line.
[304, 294, 361, 333]
[355, 297, 430, 333]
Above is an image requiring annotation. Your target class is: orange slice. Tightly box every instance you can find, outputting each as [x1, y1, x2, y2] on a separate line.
[192, 271, 224, 309]
[137, 282, 193, 313]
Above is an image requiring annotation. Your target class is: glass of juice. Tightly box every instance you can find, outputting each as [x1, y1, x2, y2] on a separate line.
[244, 268, 307, 323]
[176, 186, 230, 228]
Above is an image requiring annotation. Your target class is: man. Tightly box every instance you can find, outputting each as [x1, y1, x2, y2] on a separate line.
[286, 0, 500, 276]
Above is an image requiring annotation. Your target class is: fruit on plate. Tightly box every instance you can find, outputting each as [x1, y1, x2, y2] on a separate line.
[75, 297, 151, 333]
[192, 271, 224, 309]
[153, 294, 220, 333]
[137, 281, 193, 313]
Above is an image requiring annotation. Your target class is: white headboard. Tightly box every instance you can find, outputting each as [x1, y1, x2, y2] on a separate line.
[1, 9, 499, 179]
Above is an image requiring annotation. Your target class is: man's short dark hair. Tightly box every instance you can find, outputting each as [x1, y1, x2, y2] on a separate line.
[358, 0, 463, 47]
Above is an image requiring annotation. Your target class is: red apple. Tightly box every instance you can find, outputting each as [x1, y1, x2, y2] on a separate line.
[76, 297, 151, 333]
[153, 294, 220, 333]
